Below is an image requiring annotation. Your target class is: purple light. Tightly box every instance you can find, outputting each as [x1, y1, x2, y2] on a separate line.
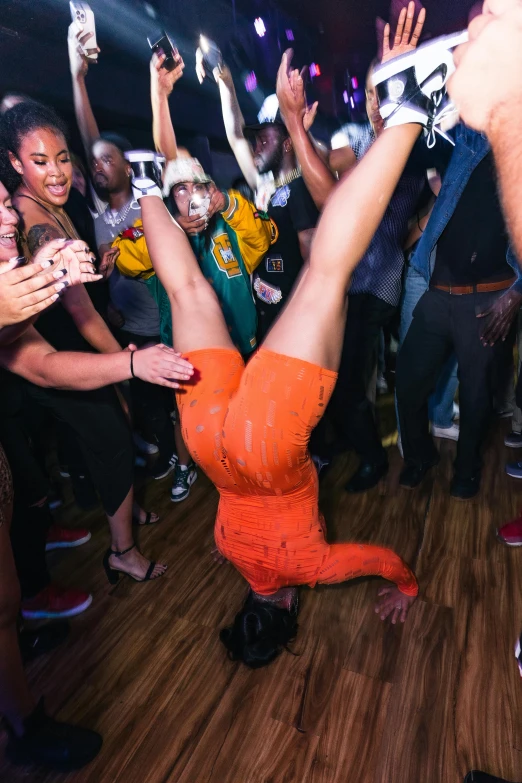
[309, 63, 321, 78]
[350, 96, 355, 109]
[245, 71, 257, 93]
[286, 29, 294, 41]
[343, 90, 349, 104]
[351, 76, 358, 90]
[254, 17, 266, 37]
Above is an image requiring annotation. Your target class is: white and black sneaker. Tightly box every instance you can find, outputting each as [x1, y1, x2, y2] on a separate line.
[373, 29, 469, 147]
[171, 462, 198, 503]
[152, 451, 178, 481]
[125, 150, 165, 200]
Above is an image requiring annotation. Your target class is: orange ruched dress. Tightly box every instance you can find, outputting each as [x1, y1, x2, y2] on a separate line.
[176, 347, 418, 598]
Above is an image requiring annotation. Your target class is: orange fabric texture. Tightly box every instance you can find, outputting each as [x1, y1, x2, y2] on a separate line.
[176, 348, 418, 597]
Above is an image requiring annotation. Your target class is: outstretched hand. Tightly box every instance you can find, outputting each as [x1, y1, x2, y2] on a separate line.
[381, 1, 426, 64]
[276, 49, 309, 127]
[68, 23, 99, 79]
[127, 344, 194, 389]
[37, 239, 103, 287]
[375, 585, 416, 624]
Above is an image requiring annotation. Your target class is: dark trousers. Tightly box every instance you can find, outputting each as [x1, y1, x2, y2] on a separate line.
[118, 331, 176, 459]
[313, 293, 396, 464]
[396, 288, 514, 479]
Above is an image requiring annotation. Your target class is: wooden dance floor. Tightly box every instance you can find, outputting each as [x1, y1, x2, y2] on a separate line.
[2, 421, 522, 782]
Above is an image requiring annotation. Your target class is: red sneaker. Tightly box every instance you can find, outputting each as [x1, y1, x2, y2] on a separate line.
[46, 525, 91, 551]
[497, 516, 522, 547]
[21, 585, 93, 620]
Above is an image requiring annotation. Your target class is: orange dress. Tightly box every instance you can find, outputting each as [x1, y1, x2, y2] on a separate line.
[176, 348, 418, 597]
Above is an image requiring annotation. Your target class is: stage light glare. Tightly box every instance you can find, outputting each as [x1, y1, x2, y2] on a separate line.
[351, 76, 358, 90]
[343, 90, 349, 104]
[309, 63, 321, 78]
[200, 35, 209, 53]
[286, 29, 294, 41]
[245, 71, 257, 92]
[254, 18, 266, 37]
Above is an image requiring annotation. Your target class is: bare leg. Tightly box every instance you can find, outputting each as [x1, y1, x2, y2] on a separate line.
[263, 125, 422, 371]
[107, 488, 166, 580]
[139, 200, 235, 355]
[174, 420, 191, 466]
[0, 503, 35, 735]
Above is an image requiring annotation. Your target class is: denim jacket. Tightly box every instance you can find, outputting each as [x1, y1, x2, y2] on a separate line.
[410, 124, 522, 294]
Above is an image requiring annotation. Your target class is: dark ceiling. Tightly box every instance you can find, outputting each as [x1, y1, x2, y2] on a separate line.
[0, 0, 477, 153]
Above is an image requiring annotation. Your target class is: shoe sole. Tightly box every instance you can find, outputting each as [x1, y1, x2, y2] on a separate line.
[21, 593, 93, 620]
[153, 463, 177, 481]
[171, 471, 198, 503]
[505, 471, 522, 479]
[431, 430, 459, 442]
[45, 532, 92, 551]
[505, 442, 522, 449]
[516, 638, 522, 677]
[373, 29, 469, 84]
[496, 529, 522, 547]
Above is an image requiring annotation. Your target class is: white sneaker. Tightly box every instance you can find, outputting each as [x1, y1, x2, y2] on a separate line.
[125, 150, 165, 200]
[431, 422, 460, 441]
[133, 432, 159, 455]
[372, 29, 469, 146]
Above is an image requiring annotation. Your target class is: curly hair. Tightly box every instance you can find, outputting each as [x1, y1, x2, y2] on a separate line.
[0, 101, 69, 193]
[220, 592, 299, 669]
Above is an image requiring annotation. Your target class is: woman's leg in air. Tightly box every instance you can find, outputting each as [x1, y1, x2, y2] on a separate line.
[263, 125, 422, 372]
[138, 199, 235, 355]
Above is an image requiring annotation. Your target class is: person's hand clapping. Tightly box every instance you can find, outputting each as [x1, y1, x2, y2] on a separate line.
[449, 1, 522, 134]
[37, 239, 103, 287]
[126, 344, 194, 389]
[68, 23, 99, 79]
[150, 52, 185, 98]
[381, 1, 426, 64]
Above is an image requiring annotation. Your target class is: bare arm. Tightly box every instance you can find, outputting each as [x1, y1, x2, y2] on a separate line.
[68, 23, 100, 158]
[150, 54, 185, 161]
[0, 327, 194, 391]
[298, 228, 315, 264]
[61, 283, 121, 353]
[276, 54, 336, 209]
[215, 67, 259, 190]
[329, 146, 358, 178]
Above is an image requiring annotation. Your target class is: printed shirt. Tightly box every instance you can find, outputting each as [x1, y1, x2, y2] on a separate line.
[113, 190, 274, 355]
[342, 123, 426, 307]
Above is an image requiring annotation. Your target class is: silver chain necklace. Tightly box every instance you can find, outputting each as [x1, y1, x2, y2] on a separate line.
[102, 198, 136, 228]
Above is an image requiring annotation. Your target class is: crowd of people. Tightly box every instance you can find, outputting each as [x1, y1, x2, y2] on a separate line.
[0, 0, 521, 780]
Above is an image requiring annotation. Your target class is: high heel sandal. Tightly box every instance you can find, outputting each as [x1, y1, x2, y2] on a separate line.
[102, 544, 162, 584]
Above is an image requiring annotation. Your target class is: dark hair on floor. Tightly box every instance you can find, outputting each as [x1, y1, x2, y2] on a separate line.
[0, 101, 69, 192]
[220, 592, 298, 669]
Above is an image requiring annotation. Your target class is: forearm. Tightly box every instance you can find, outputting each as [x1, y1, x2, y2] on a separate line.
[286, 117, 336, 209]
[72, 75, 100, 156]
[0, 327, 132, 390]
[217, 73, 257, 189]
[489, 105, 522, 264]
[151, 90, 178, 161]
[76, 310, 122, 353]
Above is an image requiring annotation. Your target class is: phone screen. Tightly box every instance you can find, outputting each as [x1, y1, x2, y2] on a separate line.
[189, 197, 210, 218]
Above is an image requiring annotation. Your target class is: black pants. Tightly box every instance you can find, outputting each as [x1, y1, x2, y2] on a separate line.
[118, 330, 176, 459]
[25, 383, 134, 517]
[396, 288, 514, 479]
[313, 293, 396, 464]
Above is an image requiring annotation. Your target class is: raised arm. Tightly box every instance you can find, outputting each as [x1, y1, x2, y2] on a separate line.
[213, 66, 259, 191]
[68, 23, 100, 159]
[276, 52, 336, 210]
[150, 53, 185, 161]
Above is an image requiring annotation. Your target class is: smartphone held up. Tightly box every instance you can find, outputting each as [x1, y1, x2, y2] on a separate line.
[148, 31, 182, 71]
[70, 2, 98, 61]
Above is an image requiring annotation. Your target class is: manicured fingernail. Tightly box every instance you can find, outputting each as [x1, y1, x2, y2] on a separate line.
[55, 282, 66, 291]
[53, 269, 67, 279]
[51, 293, 59, 301]
[41, 260, 53, 268]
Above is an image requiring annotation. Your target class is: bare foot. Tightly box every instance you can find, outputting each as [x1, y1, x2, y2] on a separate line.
[132, 502, 160, 525]
[109, 546, 167, 581]
[374, 586, 416, 625]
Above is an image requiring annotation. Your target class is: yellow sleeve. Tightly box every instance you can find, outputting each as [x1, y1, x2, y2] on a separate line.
[221, 190, 275, 275]
[111, 219, 155, 280]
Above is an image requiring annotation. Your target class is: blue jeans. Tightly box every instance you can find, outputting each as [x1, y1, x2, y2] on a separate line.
[397, 265, 458, 429]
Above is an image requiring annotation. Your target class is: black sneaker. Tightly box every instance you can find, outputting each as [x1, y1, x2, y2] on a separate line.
[5, 699, 102, 771]
[125, 150, 165, 200]
[152, 452, 178, 481]
[19, 621, 70, 663]
[171, 462, 198, 503]
[464, 773, 518, 783]
[450, 473, 481, 501]
[345, 461, 388, 493]
[399, 460, 438, 489]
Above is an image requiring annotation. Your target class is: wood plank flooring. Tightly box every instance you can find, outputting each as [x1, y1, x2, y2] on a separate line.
[2, 421, 522, 783]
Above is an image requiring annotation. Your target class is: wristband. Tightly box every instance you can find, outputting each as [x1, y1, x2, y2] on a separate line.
[130, 351, 136, 378]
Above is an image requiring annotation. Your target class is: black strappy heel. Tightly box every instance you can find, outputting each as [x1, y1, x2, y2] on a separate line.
[102, 544, 160, 584]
